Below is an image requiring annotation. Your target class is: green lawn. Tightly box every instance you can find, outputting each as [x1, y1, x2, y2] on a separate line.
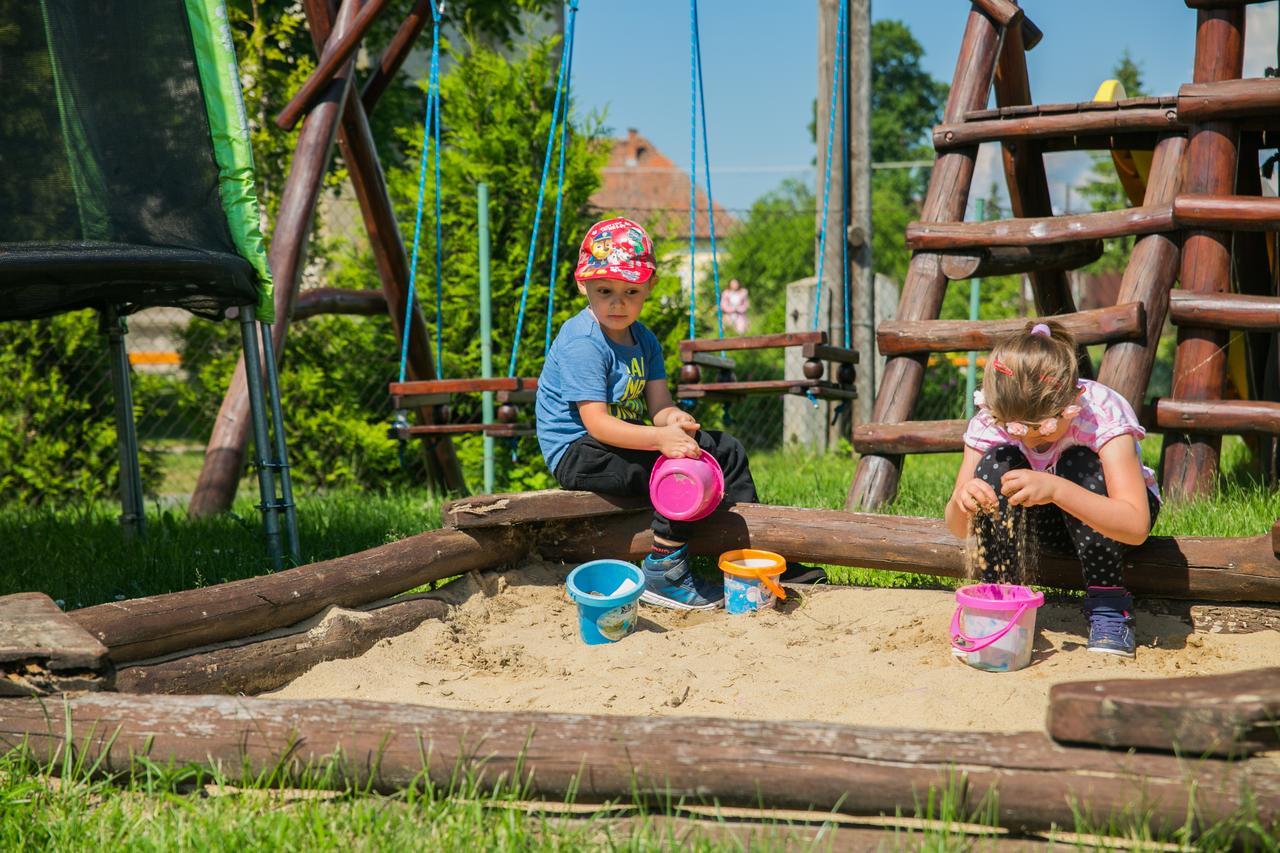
[2, 442, 1278, 849]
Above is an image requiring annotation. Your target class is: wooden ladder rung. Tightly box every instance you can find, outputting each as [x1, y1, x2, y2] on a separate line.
[1178, 77, 1280, 123]
[1148, 398, 1280, 435]
[677, 379, 855, 401]
[937, 105, 1179, 150]
[1173, 194, 1280, 231]
[960, 95, 1177, 123]
[679, 331, 826, 357]
[940, 242, 1104, 280]
[1169, 289, 1280, 331]
[852, 420, 966, 455]
[906, 204, 1175, 251]
[877, 303, 1146, 357]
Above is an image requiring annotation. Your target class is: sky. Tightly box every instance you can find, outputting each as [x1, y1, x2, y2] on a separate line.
[569, 0, 1279, 216]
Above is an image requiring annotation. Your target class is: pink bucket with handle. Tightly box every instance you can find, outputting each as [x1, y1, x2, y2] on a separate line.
[950, 583, 1044, 672]
[649, 450, 724, 522]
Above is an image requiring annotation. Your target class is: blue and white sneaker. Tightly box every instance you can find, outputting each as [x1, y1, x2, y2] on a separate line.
[1083, 587, 1136, 657]
[640, 546, 723, 610]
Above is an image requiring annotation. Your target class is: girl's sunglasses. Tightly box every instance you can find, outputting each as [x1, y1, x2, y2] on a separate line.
[1001, 404, 1081, 437]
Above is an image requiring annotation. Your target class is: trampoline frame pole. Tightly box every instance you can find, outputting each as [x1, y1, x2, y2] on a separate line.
[103, 305, 146, 539]
[239, 305, 283, 570]
[259, 324, 300, 563]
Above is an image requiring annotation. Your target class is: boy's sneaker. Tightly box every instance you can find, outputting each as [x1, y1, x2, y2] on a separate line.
[640, 546, 723, 610]
[780, 562, 826, 584]
[1083, 587, 1136, 657]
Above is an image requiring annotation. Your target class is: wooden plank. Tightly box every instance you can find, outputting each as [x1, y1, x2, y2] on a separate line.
[799, 342, 860, 364]
[0, 593, 108, 671]
[391, 392, 452, 409]
[847, 3, 1005, 511]
[679, 331, 826, 356]
[1048, 668, 1280, 757]
[1, 694, 1274, 835]
[1163, 6, 1247, 502]
[275, 0, 394, 130]
[676, 380, 856, 400]
[68, 527, 527, 664]
[443, 489, 649, 529]
[1169, 290, 1280, 330]
[292, 287, 387, 320]
[394, 423, 533, 438]
[1173, 193, 1280, 230]
[939, 241, 1104, 280]
[390, 377, 527, 395]
[115, 597, 449, 696]
[1095, 134, 1188, 410]
[1186, 0, 1276, 7]
[495, 389, 537, 405]
[877, 303, 1145, 356]
[852, 420, 966, 454]
[905, 204, 1175, 251]
[936, 108, 1180, 149]
[686, 352, 737, 370]
[1152, 397, 1280, 434]
[1178, 76, 1280, 123]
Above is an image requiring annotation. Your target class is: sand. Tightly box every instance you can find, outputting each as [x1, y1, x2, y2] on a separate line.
[272, 564, 1280, 733]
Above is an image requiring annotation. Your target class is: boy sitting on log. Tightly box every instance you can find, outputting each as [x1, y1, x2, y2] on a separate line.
[535, 217, 765, 610]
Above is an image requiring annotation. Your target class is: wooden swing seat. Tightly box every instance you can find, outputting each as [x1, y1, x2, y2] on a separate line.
[676, 331, 858, 401]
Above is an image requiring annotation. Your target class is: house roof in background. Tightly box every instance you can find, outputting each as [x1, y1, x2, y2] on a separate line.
[589, 129, 736, 241]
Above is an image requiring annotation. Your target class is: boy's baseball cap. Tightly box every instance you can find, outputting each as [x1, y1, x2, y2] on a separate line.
[573, 217, 657, 284]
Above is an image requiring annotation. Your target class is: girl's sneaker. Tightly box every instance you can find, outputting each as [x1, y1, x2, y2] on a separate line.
[640, 546, 723, 610]
[1083, 587, 1136, 657]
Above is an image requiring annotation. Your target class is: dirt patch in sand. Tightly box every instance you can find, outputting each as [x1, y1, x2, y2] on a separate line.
[271, 564, 1280, 733]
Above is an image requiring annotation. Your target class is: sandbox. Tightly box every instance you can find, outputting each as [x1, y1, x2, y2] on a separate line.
[272, 564, 1280, 734]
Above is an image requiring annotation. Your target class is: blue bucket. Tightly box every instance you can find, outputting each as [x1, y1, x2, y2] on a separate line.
[565, 560, 645, 645]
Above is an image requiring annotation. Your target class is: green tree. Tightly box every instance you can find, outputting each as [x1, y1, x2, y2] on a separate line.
[1077, 50, 1148, 272]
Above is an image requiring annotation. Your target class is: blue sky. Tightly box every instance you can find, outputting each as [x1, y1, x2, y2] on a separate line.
[570, 1, 1279, 215]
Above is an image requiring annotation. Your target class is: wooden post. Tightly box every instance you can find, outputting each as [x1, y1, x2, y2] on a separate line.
[845, 4, 1004, 511]
[993, 11, 1093, 379]
[1162, 7, 1245, 501]
[848, 0, 874, 426]
[1095, 134, 1188, 409]
[815, 0, 847, 448]
[188, 0, 362, 519]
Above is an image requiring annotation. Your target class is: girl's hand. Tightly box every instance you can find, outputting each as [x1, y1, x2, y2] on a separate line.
[656, 423, 700, 459]
[953, 477, 997, 515]
[1002, 470, 1058, 507]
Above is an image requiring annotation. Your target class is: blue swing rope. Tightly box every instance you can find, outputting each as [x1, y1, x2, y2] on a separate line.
[544, 6, 578, 355]
[839, 0, 851, 348]
[687, 0, 698, 340]
[812, 0, 847, 332]
[691, 0, 724, 340]
[509, 0, 578, 377]
[398, 3, 444, 383]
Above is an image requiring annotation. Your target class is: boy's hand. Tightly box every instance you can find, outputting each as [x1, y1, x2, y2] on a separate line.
[666, 409, 699, 432]
[1002, 470, 1058, 507]
[953, 477, 997, 515]
[656, 423, 701, 459]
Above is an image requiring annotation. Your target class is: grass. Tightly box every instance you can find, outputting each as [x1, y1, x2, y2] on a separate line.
[3, 442, 1279, 849]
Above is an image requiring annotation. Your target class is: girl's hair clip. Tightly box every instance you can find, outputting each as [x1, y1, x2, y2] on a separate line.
[1030, 323, 1052, 338]
[1005, 421, 1029, 437]
[991, 357, 1014, 376]
[973, 390, 985, 407]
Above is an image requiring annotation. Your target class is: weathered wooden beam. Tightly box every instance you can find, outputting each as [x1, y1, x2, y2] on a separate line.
[443, 490, 648, 529]
[0, 593, 112, 696]
[390, 378, 528, 396]
[1095, 134, 1188, 410]
[969, 0, 1041, 49]
[275, 0, 394, 130]
[1048, 668, 1280, 757]
[1, 694, 1274, 835]
[847, 5, 1005, 511]
[292, 287, 387, 320]
[395, 423, 532, 438]
[906, 205, 1175, 251]
[188, 0, 362, 519]
[1163, 6, 1246, 502]
[678, 331, 826, 356]
[800, 342, 860, 364]
[935, 107, 1180, 149]
[1178, 77, 1280, 123]
[939, 241, 1103, 280]
[525, 497, 1280, 602]
[1174, 193, 1280, 230]
[852, 420, 966, 454]
[1169, 290, 1280, 330]
[69, 527, 527, 664]
[877, 303, 1145, 356]
[1152, 397, 1280, 434]
[115, 597, 449, 696]
[361, 0, 432, 113]
[676, 380, 857, 400]
[684, 352, 736, 371]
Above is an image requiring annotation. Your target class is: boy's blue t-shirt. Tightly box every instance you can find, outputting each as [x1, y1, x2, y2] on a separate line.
[537, 308, 667, 473]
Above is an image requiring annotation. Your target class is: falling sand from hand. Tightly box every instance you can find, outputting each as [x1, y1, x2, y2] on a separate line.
[271, 563, 1280, 733]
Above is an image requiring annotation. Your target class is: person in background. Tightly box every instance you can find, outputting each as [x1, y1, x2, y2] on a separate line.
[720, 278, 749, 335]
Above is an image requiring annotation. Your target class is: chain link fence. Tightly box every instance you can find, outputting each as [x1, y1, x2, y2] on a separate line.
[5, 195, 995, 506]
